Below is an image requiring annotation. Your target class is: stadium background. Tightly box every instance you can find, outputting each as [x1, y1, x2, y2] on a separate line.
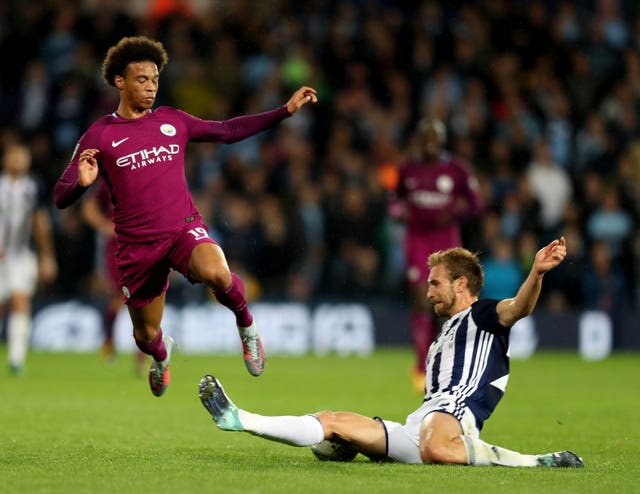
[2, 0, 639, 355]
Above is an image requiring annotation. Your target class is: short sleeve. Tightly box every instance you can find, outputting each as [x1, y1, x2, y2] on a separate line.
[471, 299, 511, 334]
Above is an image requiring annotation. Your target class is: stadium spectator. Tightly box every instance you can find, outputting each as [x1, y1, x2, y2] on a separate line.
[39, 4, 80, 85]
[389, 118, 483, 392]
[15, 59, 50, 134]
[581, 240, 629, 341]
[525, 138, 573, 242]
[586, 184, 634, 261]
[197, 237, 583, 468]
[574, 112, 609, 173]
[254, 194, 308, 299]
[53, 36, 317, 397]
[480, 235, 523, 300]
[0, 141, 58, 374]
[324, 181, 386, 297]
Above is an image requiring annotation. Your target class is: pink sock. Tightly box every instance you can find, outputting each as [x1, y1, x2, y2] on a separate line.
[212, 272, 253, 328]
[135, 328, 167, 362]
[411, 311, 434, 373]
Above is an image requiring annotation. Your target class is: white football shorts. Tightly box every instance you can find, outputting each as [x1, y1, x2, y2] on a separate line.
[378, 396, 480, 464]
[0, 250, 38, 301]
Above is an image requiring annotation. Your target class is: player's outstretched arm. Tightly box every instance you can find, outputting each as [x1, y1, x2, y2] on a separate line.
[496, 236, 567, 328]
[531, 236, 567, 275]
[286, 86, 318, 114]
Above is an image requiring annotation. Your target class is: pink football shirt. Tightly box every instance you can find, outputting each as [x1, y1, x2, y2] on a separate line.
[55, 105, 290, 242]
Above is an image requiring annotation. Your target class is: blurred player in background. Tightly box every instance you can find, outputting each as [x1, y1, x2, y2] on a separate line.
[54, 36, 317, 397]
[0, 141, 57, 374]
[389, 118, 483, 392]
[81, 181, 146, 374]
[198, 237, 583, 468]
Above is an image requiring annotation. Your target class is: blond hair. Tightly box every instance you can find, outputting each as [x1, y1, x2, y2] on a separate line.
[428, 247, 484, 296]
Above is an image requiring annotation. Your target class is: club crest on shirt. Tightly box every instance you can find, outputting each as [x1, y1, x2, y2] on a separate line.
[160, 124, 176, 136]
[436, 174, 454, 193]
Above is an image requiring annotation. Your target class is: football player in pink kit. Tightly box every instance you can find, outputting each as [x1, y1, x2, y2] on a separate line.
[390, 118, 483, 392]
[54, 36, 317, 397]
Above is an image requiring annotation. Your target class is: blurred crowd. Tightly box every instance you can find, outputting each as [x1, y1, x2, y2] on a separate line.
[1, 0, 639, 328]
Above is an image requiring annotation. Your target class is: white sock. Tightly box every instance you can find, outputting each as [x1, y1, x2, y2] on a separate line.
[159, 336, 173, 367]
[8, 312, 31, 369]
[461, 435, 538, 467]
[238, 322, 256, 336]
[238, 410, 325, 446]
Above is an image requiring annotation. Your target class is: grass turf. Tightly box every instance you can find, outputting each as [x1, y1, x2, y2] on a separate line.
[1, 347, 637, 493]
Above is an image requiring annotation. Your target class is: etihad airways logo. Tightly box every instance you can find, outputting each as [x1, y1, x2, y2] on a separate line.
[116, 144, 180, 169]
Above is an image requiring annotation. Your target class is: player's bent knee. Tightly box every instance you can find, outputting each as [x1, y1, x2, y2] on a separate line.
[133, 326, 160, 344]
[314, 411, 338, 435]
[200, 266, 231, 290]
[420, 442, 459, 465]
[314, 410, 336, 422]
[419, 444, 442, 464]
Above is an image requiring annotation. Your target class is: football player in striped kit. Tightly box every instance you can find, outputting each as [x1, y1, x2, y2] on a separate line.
[198, 237, 583, 468]
[0, 142, 57, 374]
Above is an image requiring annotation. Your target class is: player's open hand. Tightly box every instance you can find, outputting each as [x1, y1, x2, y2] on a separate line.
[286, 86, 318, 114]
[78, 148, 100, 187]
[534, 236, 567, 275]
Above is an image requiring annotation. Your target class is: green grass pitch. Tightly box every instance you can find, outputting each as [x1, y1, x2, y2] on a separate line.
[1, 347, 638, 493]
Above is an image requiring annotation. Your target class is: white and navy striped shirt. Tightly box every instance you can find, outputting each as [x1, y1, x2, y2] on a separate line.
[0, 173, 44, 255]
[424, 299, 510, 430]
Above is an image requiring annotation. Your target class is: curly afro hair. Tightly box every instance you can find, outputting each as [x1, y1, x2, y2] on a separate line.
[101, 36, 169, 87]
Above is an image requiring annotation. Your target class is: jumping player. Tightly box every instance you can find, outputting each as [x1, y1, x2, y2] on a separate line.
[389, 118, 483, 392]
[54, 36, 317, 396]
[198, 237, 583, 468]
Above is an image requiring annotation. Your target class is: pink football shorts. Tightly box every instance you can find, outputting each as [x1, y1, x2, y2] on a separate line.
[116, 219, 217, 307]
[405, 229, 462, 285]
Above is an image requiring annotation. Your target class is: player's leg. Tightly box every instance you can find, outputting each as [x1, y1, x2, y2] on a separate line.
[405, 234, 437, 393]
[4, 252, 37, 374]
[104, 238, 146, 373]
[188, 242, 264, 376]
[116, 237, 175, 394]
[100, 292, 119, 361]
[128, 294, 176, 397]
[6, 292, 31, 374]
[418, 411, 468, 464]
[315, 410, 388, 459]
[128, 292, 165, 349]
[197, 375, 386, 458]
[419, 411, 583, 467]
[408, 280, 434, 392]
[187, 243, 244, 321]
[102, 238, 120, 362]
[409, 281, 432, 363]
[198, 374, 324, 443]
